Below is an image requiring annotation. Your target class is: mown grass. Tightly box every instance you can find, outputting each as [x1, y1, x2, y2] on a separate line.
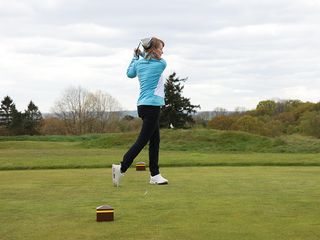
[1, 147, 320, 170]
[2, 129, 320, 153]
[1, 167, 320, 240]
[0, 141, 320, 170]
[1, 129, 320, 239]
[1, 129, 320, 171]
[0, 134, 100, 142]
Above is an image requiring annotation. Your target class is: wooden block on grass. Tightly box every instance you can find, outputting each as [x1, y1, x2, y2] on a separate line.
[136, 162, 146, 171]
[96, 205, 114, 222]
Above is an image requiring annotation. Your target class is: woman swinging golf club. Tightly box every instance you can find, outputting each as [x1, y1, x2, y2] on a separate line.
[112, 37, 168, 187]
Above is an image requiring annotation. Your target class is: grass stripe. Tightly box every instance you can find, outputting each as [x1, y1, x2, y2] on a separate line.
[1, 162, 320, 171]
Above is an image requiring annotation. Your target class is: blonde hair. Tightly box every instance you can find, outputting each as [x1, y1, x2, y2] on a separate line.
[145, 37, 165, 60]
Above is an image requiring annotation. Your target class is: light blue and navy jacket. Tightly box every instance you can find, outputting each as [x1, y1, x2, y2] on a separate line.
[127, 55, 167, 106]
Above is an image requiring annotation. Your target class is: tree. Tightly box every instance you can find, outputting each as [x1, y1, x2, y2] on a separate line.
[256, 100, 276, 116]
[40, 117, 66, 135]
[23, 101, 43, 135]
[160, 72, 200, 128]
[8, 106, 24, 135]
[208, 115, 237, 130]
[260, 119, 283, 137]
[213, 107, 228, 116]
[0, 96, 15, 126]
[276, 112, 297, 134]
[230, 115, 263, 134]
[299, 111, 320, 138]
[52, 86, 122, 134]
[0, 96, 43, 135]
[234, 106, 246, 115]
[88, 90, 122, 132]
[0, 96, 23, 135]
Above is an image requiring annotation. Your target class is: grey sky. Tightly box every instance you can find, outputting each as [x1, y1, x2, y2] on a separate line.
[1, 0, 320, 112]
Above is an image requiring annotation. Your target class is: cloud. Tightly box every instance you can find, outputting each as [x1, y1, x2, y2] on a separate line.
[60, 23, 125, 40]
[7, 36, 120, 57]
[1, 0, 320, 113]
[282, 86, 320, 101]
[0, 1, 34, 17]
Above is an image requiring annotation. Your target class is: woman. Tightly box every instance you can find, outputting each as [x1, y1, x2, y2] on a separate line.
[112, 37, 168, 187]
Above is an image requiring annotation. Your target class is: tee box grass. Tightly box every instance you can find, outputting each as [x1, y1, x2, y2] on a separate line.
[1, 130, 320, 239]
[1, 167, 320, 240]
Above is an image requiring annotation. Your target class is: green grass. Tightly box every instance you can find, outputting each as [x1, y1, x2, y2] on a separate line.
[0, 134, 100, 142]
[0, 131, 320, 171]
[1, 129, 320, 153]
[1, 130, 320, 239]
[1, 167, 320, 240]
[1, 142, 320, 170]
[1, 129, 320, 171]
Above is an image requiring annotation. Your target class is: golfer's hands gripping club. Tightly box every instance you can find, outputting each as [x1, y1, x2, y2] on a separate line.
[134, 48, 143, 58]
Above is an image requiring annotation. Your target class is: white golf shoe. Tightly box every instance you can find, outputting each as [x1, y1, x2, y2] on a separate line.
[149, 174, 168, 185]
[112, 164, 124, 187]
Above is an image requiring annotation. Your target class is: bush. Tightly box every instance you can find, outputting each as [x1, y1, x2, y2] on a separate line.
[275, 112, 297, 134]
[0, 126, 9, 136]
[117, 118, 142, 132]
[260, 119, 283, 137]
[230, 115, 263, 135]
[208, 115, 237, 130]
[299, 111, 320, 138]
[40, 117, 67, 135]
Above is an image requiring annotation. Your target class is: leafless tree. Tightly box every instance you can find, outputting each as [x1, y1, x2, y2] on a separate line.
[213, 107, 227, 116]
[52, 86, 122, 134]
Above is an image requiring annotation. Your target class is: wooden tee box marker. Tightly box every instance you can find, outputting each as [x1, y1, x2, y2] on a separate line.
[136, 162, 146, 171]
[96, 205, 114, 222]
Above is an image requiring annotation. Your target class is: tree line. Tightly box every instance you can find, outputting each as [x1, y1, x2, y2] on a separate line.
[3, 72, 320, 138]
[43, 73, 200, 134]
[0, 96, 42, 135]
[207, 99, 320, 138]
[0, 72, 200, 135]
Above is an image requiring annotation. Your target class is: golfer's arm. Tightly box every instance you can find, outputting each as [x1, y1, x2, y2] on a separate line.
[127, 58, 137, 78]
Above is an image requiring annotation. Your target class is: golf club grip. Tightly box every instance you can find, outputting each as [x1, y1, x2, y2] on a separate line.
[135, 42, 142, 57]
[136, 43, 141, 53]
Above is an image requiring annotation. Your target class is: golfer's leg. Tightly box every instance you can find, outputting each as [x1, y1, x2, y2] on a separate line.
[149, 122, 160, 176]
[121, 114, 158, 173]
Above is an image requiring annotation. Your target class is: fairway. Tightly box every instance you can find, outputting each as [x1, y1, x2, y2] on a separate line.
[1, 167, 320, 240]
[1, 144, 320, 170]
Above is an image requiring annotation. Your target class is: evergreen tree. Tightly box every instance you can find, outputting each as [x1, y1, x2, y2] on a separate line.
[9, 106, 25, 135]
[0, 107, 4, 126]
[0, 97, 43, 135]
[0, 96, 14, 126]
[160, 72, 200, 128]
[23, 101, 43, 135]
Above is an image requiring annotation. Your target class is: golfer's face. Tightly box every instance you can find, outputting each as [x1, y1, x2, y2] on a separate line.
[158, 44, 164, 57]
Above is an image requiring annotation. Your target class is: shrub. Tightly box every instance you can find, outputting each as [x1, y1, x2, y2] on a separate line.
[299, 111, 320, 138]
[40, 117, 67, 135]
[208, 115, 237, 130]
[230, 115, 263, 135]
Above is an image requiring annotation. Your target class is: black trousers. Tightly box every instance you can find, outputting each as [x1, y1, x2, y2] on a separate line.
[121, 105, 160, 176]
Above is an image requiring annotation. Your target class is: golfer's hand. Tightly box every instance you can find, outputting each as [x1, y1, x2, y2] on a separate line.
[134, 48, 142, 58]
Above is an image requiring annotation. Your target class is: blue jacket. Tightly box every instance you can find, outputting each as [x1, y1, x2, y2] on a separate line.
[127, 56, 167, 106]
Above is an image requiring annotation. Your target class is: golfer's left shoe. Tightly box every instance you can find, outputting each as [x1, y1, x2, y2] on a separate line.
[112, 164, 124, 187]
[150, 174, 168, 185]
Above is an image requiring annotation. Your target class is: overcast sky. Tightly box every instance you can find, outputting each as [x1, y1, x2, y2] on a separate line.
[1, 0, 320, 113]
